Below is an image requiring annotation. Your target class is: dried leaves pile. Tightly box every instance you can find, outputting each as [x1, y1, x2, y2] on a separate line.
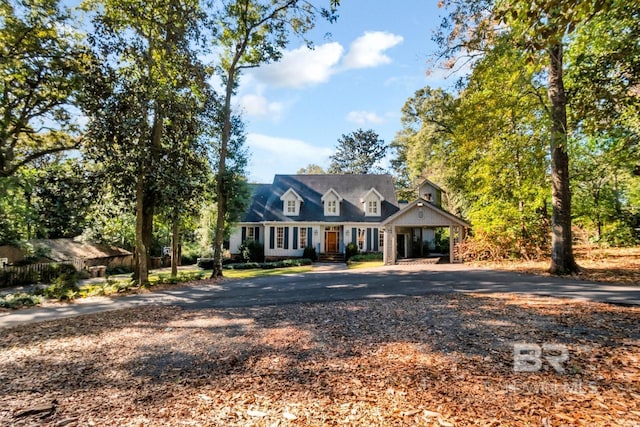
[1, 293, 639, 426]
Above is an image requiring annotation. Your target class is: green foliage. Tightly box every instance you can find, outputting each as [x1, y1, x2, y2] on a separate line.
[152, 272, 205, 285]
[0, 293, 42, 309]
[345, 242, 359, 261]
[32, 158, 97, 238]
[83, 189, 136, 251]
[180, 241, 202, 265]
[82, 0, 210, 284]
[349, 252, 382, 262]
[39, 269, 80, 301]
[297, 164, 326, 174]
[303, 245, 317, 261]
[328, 129, 388, 174]
[238, 239, 264, 263]
[0, 261, 77, 287]
[599, 221, 640, 248]
[79, 277, 135, 297]
[197, 258, 215, 269]
[434, 229, 450, 253]
[0, 0, 93, 178]
[225, 258, 313, 270]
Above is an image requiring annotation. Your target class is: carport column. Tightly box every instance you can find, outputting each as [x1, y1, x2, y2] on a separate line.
[449, 225, 454, 262]
[387, 226, 396, 265]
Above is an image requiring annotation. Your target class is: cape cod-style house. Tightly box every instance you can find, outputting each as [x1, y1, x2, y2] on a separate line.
[229, 174, 470, 264]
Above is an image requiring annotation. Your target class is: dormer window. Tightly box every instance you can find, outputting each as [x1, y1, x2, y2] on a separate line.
[321, 188, 343, 217]
[362, 188, 384, 217]
[280, 188, 303, 216]
[367, 200, 378, 215]
[286, 200, 297, 214]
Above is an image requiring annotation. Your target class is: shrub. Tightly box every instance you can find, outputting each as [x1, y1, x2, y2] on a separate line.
[0, 293, 42, 309]
[40, 279, 79, 301]
[303, 245, 317, 261]
[239, 239, 265, 262]
[226, 262, 261, 270]
[599, 221, 640, 247]
[106, 265, 134, 275]
[37, 265, 81, 301]
[349, 252, 383, 262]
[224, 258, 313, 270]
[197, 258, 214, 269]
[345, 242, 359, 261]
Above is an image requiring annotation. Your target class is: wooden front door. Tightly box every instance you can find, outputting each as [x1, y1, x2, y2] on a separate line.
[325, 231, 339, 253]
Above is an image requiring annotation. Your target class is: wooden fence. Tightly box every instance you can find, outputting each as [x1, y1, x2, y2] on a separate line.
[0, 259, 84, 288]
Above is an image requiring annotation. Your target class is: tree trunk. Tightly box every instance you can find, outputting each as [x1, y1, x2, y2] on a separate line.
[171, 216, 179, 278]
[135, 177, 149, 285]
[142, 189, 154, 275]
[548, 43, 579, 275]
[211, 67, 235, 279]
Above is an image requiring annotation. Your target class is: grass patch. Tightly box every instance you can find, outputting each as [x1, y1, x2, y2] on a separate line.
[223, 265, 313, 279]
[348, 260, 384, 270]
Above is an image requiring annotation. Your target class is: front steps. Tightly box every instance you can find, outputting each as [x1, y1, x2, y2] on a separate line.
[317, 252, 345, 263]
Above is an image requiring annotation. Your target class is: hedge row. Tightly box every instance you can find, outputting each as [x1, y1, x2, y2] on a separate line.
[349, 252, 383, 262]
[225, 258, 314, 270]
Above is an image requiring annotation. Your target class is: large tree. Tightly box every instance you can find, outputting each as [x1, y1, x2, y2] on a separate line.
[328, 129, 387, 174]
[0, 0, 91, 178]
[208, 0, 339, 278]
[83, 0, 207, 284]
[435, 0, 621, 274]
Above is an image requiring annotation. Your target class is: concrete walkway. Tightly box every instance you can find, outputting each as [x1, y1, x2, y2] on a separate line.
[1, 263, 638, 329]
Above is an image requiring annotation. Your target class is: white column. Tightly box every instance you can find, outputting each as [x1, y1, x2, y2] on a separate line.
[449, 225, 454, 263]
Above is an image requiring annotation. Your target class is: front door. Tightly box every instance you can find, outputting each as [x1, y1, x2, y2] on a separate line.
[325, 231, 339, 253]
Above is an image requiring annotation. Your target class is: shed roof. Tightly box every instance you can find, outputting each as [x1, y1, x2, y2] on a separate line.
[31, 238, 132, 262]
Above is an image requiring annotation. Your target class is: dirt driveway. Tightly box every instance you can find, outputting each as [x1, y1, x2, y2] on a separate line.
[1, 286, 639, 426]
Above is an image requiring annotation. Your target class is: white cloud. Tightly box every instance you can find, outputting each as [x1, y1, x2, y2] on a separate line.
[239, 93, 284, 119]
[342, 31, 404, 70]
[346, 110, 387, 125]
[251, 43, 344, 89]
[247, 134, 333, 182]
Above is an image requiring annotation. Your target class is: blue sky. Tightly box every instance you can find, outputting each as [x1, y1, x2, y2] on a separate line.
[235, 1, 452, 183]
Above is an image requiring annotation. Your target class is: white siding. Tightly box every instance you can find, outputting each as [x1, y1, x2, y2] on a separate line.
[392, 206, 458, 227]
[229, 227, 242, 254]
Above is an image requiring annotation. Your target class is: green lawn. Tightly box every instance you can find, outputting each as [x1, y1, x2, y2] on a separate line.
[2, 264, 318, 309]
[347, 260, 384, 269]
[222, 265, 313, 279]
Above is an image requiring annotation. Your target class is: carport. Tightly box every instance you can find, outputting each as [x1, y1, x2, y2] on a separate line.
[381, 198, 470, 264]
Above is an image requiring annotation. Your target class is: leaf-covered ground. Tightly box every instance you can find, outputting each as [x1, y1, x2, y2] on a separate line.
[1, 293, 639, 426]
[476, 246, 640, 286]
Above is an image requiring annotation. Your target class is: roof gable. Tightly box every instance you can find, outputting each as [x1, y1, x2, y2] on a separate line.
[280, 187, 303, 202]
[321, 188, 343, 202]
[361, 187, 384, 202]
[382, 197, 470, 228]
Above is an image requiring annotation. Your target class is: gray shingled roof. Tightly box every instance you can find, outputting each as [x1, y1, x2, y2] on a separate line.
[242, 174, 399, 223]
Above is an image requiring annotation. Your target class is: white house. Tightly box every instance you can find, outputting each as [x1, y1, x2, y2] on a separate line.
[229, 174, 470, 264]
